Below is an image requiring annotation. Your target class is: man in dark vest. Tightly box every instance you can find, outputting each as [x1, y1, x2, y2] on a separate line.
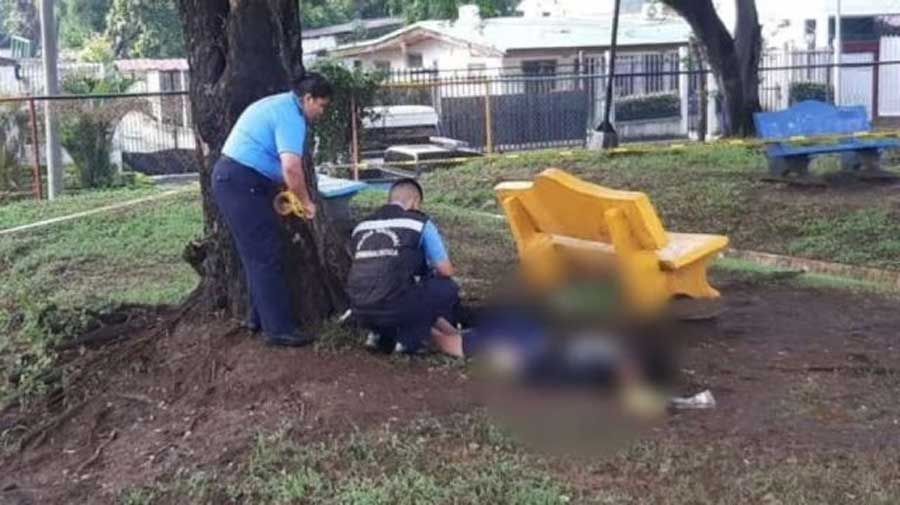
[347, 178, 461, 354]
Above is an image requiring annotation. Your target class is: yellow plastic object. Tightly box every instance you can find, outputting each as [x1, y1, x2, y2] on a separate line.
[273, 191, 306, 218]
[495, 168, 729, 315]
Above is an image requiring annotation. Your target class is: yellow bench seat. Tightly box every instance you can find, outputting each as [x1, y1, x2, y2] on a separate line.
[495, 168, 729, 315]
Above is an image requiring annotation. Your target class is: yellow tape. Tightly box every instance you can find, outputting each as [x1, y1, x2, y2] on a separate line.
[273, 191, 306, 218]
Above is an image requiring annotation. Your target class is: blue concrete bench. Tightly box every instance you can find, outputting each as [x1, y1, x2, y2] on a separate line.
[753, 100, 900, 178]
[317, 173, 368, 222]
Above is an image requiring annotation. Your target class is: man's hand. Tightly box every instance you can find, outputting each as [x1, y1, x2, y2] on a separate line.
[301, 199, 317, 220]
[433, 260, 454, 278]
[280, 152, 315, 220]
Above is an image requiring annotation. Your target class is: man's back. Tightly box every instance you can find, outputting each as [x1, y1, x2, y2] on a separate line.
[222, 92, 307, 182]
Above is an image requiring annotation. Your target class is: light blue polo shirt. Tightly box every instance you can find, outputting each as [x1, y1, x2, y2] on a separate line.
[222, 92, 306, 182]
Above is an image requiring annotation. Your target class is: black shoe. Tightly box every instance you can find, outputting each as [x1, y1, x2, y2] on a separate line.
[265, 331, 314, 347]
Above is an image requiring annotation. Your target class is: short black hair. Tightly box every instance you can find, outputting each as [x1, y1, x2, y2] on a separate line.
[294, 72, 334, 99]
[389, 177, 424, 202]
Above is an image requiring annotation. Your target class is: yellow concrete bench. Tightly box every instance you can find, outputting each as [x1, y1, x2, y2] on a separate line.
[495, 168, 729, 314]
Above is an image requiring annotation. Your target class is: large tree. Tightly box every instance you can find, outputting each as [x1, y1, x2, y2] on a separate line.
[175, 0, 351, 326]
[661, 0, 762, 136]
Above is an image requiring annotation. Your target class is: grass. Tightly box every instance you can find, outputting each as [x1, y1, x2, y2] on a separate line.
[122, 413, 573, 505]
[118, 410, 900, 505]
[420, 144, 900, 270]
[0, 183, 164, 231]
[0, 187, 202, 401]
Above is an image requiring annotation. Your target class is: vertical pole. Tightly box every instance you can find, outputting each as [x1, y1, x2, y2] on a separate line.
[834, 0, 842, 105]
[678, 46, 690, 137]
[350, 95, 360, 181]
[483, 80, 493, 154]
[27, 98, 43, 200]
[39, 0, 63, 199]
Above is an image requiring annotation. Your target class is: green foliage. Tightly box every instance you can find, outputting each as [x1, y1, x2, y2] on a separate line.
[0, 0, 40, 43]
[388, 0, 517, 22]
[105, 0, 184, 58]
[789, 81, 835, 105]
[59, 73, 135, 189]
[617, 92, 681, 121]
[299, 0, 517, 28]
[309, 60, 386, 164]
[76, 33, 116, 64]
[0, 102, 29, 194]
[59, 0, 112, 49]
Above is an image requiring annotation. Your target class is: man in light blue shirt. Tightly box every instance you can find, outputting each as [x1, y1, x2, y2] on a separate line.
[212, 73, 333, 347]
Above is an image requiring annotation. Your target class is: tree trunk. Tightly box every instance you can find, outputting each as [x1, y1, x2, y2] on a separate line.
[176, 0, 351, 326]
[662, 0, 762, 136]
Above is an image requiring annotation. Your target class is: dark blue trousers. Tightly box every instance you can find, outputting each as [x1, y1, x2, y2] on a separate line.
[356, 276, 460, 352]
[212, 157, 297, 335]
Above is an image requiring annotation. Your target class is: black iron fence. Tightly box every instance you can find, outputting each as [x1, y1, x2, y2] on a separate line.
[3, 56, 899, 201]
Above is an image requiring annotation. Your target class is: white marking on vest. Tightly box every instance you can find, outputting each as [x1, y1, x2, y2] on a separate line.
[352, 218, 424, 235]
[355, 249, 400, 259]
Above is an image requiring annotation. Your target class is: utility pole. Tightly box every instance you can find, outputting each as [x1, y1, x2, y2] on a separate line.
[833, 0, 842, 105]
[40, 0, 63, 199]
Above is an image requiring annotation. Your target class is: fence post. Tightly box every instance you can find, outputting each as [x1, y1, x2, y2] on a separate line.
[27, 98, 43, 200]
[483, 80, 493, 154]
[350, 95, 359, 181]
[678, 46, 690, 137]
[706, 71, 720, 138]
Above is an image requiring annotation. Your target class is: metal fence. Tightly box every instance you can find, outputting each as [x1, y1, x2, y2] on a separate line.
[0, 91, 196, 202]
[3, 56, 899, 202]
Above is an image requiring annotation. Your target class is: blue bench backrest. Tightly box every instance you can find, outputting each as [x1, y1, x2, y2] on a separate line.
[754, 100, 870, 141]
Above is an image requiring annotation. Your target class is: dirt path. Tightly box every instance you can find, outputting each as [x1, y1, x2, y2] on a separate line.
[2, 272, 899, 504]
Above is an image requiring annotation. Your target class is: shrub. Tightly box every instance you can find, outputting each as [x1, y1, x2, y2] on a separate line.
[309, 60, 386, 165]
[59, 72, 134, 188]
[0, 102, 30, 194]
[617, 92, 680, 122]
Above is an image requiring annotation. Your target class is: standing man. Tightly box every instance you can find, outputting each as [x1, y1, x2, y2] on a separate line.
[347, 178, 462, 354]
[212, 72, 333, 347]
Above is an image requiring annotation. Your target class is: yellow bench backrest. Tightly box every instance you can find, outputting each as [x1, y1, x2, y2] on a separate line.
[503, 168, 669, 250]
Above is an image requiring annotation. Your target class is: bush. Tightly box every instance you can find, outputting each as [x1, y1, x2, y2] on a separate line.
[309, 60, 386, 165]
[0, 102, 30, 194]
[789, 82, 834, 105]
[59, 72, 134, 188]
[616, 92, 680, 122]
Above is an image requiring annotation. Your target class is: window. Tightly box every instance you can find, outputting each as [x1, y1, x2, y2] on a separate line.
[374, 60, 391, 72]
[521, 59, 557, 93]
[467, 63, 486, 78]
[406, 53, 423, 68]
[353, 60, 362, 70]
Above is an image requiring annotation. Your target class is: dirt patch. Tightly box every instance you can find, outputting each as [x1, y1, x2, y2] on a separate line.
[2, 272, 899, 503]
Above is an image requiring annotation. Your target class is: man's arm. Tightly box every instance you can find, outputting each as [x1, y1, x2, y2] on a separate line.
[280, 153, 316, 219]
[422, 221, 454, 278]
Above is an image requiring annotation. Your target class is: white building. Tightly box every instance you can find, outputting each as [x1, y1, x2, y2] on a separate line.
[332, 5, 690, 81]
[713, 0, 900, 50]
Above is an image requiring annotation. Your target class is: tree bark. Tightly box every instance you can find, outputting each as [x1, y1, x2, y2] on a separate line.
[176, 0, 351, 327]
[662, 0, 762, 136]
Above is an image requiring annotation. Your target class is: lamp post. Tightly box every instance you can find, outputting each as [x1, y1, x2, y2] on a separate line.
[596, 0, 623, 149]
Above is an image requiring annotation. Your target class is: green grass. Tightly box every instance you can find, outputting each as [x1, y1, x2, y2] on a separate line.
[0, 184, 164, 230]
[120, 410, 900, 505]
[121, 413, 573, 505]
[0, 188, 202, 401]
[420, 144, 900, 270]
